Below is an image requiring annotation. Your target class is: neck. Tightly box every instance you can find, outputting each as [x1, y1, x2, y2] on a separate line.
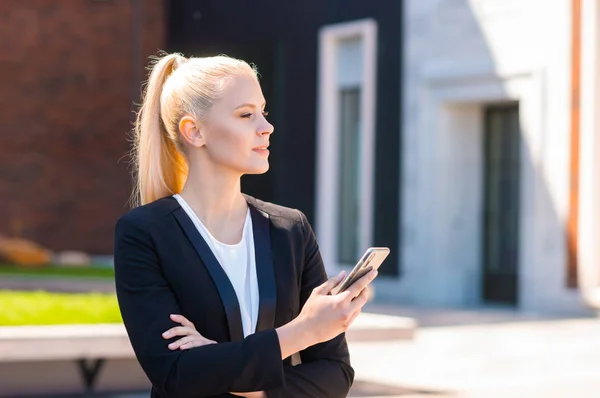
[178, 160, 247, 227]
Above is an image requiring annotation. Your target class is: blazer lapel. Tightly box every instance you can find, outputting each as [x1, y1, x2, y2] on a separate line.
[249, 205, 277, 332]
[173, 207, 244, 342]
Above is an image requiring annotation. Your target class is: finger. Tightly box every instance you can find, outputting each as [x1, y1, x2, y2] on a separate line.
[170, 314, 195, 328]
[314, 270, 346, 295]
[168, 335, 214, 350]
[180, 338, 217, 350]
[348, 287, 370, 313]
[168, 335, 198, 350]
[162, 326, 196, 339]
[343, 269, 377, 300]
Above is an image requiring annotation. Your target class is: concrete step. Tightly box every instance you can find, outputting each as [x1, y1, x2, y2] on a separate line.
[347, 312, 417, 341]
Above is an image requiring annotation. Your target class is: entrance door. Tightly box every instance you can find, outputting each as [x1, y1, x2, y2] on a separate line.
[482, 104, 521, 305]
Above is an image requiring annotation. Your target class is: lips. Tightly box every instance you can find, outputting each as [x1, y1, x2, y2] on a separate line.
[253, 144, 270, 157]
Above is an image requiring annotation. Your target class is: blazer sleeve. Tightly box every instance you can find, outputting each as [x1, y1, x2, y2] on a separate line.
[114, 213, 286, 398]
[265, 211, 355, 398]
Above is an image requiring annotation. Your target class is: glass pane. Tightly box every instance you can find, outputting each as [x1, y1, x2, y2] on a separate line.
[337, 87, 361, 264]
[486, 112, 503, 273]
[337, 37, 363, 88]
[484, 106, 520, 275]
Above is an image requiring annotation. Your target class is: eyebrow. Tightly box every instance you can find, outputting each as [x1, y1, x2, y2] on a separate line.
[234, 102, 267, 110]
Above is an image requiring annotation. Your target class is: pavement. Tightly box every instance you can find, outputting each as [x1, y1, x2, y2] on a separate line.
[33, 305, 600, 398]
[347, 303, 600, 397]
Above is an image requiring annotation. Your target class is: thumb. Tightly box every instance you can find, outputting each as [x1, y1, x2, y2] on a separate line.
[314, 270, 346, 295]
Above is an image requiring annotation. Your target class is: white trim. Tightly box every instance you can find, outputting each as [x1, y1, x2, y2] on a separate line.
[578, 0, 600, 309]
[315, 19, 378, 275]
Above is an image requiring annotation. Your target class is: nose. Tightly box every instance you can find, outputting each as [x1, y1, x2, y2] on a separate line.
[257, 118, 274, 136]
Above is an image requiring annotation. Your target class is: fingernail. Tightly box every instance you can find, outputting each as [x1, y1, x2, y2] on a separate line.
[162, 332, 169, 337]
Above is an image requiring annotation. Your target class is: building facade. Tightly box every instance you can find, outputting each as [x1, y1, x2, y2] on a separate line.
[169, 0, 598, 315]
[391, 0, 598, 315]
[168, 0, 404, 276]
[3, 0, 598, 316]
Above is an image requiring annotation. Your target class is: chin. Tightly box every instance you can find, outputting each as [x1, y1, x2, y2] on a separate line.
[246, 162, 270, 175]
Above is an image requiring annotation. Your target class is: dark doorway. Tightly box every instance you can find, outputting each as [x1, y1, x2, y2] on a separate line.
[482, 104, 521, 305]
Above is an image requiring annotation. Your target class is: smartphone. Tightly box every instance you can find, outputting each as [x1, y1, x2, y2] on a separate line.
[330, 247, 390, 295]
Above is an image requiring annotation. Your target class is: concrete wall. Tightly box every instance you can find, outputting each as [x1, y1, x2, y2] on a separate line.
[380, 0, 592, 314]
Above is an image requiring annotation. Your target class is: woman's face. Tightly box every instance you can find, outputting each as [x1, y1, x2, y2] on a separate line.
[198, 73, 274, 175]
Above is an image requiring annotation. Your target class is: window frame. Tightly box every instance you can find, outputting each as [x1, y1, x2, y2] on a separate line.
[315, 19, 378, 274]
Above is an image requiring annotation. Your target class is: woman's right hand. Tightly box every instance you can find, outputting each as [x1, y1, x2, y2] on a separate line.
[297, 268, 377, 345]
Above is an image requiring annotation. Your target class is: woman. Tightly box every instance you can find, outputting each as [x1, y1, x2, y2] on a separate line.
[114, 52, 377, 398]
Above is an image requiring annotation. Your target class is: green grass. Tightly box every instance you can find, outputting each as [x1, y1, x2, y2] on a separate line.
[0, 290, 122, 326]
[0, 264, 114, 279]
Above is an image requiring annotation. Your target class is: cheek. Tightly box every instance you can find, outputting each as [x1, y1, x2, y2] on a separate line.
[208, 125, 251, 162]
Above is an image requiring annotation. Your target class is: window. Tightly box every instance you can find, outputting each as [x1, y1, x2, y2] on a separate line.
[315, 19, 378, 272]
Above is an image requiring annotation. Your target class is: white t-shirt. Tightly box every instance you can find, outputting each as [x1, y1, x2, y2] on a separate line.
[173, 194, 259, 337]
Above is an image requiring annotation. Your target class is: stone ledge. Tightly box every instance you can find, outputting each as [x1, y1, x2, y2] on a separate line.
[0, 314, 417, 396]
[0, 324, 132, 362]
[0, 313, 416, 362]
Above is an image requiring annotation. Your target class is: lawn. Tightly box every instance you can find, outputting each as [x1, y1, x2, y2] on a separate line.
[0, 264, 114, 279]
[0, 290, 122, 326]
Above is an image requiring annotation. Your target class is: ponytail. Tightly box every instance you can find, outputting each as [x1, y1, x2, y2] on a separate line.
[132, 53, 189, 207]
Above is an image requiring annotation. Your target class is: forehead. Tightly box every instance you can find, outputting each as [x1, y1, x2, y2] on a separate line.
[216, 74, 265, 107]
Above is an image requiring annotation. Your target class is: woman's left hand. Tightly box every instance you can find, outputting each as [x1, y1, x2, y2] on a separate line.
[162, 314, 217, 350]
[164, 315, 264, 397]
[230, 392, 266, 398]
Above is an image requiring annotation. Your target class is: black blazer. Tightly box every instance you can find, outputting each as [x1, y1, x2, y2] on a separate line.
[113, 195, 354, 398]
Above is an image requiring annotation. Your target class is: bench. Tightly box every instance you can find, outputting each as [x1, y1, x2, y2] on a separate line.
[0, 313, 416, 395]
[0, 323, 134, 393]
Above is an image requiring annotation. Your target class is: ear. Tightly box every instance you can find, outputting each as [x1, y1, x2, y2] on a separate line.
[179, 115, 205, 148]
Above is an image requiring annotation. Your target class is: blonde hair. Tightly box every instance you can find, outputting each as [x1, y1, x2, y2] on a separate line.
[131, 52, 258, 207]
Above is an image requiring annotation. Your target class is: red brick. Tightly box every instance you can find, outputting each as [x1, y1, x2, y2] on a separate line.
[0, 0, 166, 254]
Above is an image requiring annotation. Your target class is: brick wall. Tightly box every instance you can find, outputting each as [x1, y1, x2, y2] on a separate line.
[0, 0, 166, 254]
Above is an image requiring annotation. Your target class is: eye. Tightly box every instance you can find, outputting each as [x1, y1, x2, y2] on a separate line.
[240, 110, 269, 119]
